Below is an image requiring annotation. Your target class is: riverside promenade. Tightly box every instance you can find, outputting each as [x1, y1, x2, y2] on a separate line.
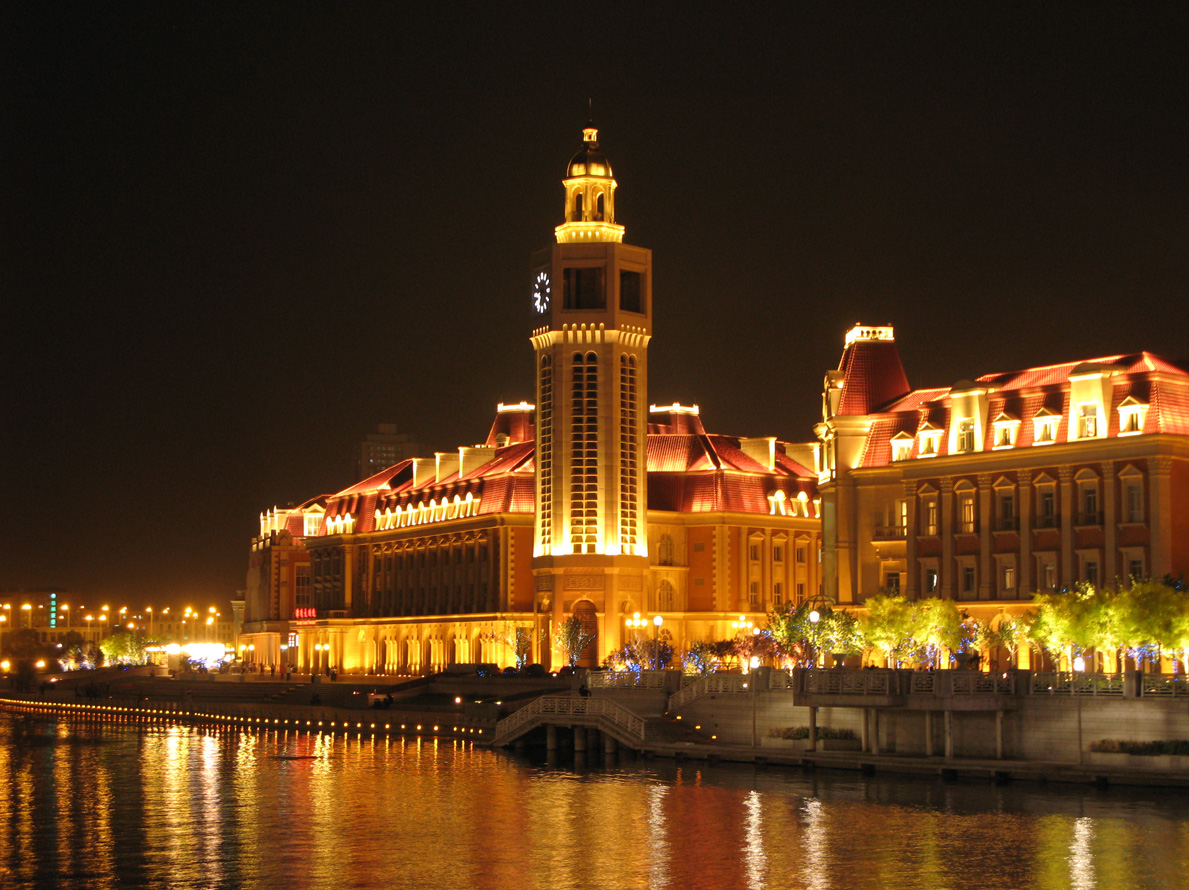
[4, 666, 1189, 789]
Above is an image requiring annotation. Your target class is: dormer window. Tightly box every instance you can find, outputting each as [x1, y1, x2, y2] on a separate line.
[890, 432, 914, 462]
[1033, 409, 1059, 445]
[1117, 397, 1148, 436]
[956, 419, 975, 453]
[1077, 404, 1098, 439]
[918, 425, 942, 457]
[992, 412, 1020, 449]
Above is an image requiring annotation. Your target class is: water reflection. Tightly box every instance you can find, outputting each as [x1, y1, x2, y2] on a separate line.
[2, 713, 1188, 889]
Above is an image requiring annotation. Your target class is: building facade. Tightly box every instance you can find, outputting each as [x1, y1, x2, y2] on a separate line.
[239, 129, 822, 674]
[816, 324, 1189, 635]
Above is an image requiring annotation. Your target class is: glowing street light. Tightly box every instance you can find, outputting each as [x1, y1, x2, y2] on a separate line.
[21, 604, 32, 628]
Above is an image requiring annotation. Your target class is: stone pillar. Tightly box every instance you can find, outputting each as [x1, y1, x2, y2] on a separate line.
[808, 706, 818, 752]
[573, 726, 586, 752]
[1018, 470, 1033, 594]
[546, 724, 558, 751]
[978, 473, 993, 600]
[862, 707, 871, 752]
[925, 710, 934, 757]
[603, 733, 617, 755]
[944, 710, 954, 759]
[904, 480, 918, 598]
[1103, 460, 1117, 584]
[1059, 466, 1075, 584]
[871, 710, 880, 755]
[940, 477, 955, 599]
[995, 710, 1004, 760]
[1149, 457, 1173, 577]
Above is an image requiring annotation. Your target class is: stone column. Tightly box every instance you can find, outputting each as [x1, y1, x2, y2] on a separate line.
[978, 473, 993, 600]
[1018, 470, 1033, 594]
[1102, 460, 1117, 583]
[925, 710, 934, 757]
[904, 480, 918, 598]
[1149, 457, 1173, 576]
[944, 710, 954, 759]
[1059, 466, 1075, 584]
[940, 477, 955, 599]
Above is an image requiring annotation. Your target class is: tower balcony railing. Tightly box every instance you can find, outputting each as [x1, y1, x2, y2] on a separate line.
[873, 525, 908, 540]
[1074, 511, 1104, 527]
[993, 516, 1019, 532]
[1033, 514, 1060, 529]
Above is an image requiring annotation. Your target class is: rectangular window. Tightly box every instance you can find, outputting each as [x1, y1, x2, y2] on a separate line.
[1129, 559, 1144, 580]
[749, 544, 760, 561]
[694, 577, 705, 586]
[962, 566, 976, 593]
[1039, 491, 1056, 527]
[1126, 484, 1143, 523]
[773, 545, 784, 562]
[1002, 564, 1016, 592]
[749, 581, 759, 605]
[773, 582, 783, 605]
[960, 495, 976, 533]
[1085, 560, 1099, 586]
[796, 546, 807, 563]
[924, 499, 938, 535]
[925, 569, 938, 593]
[563, 266, 606, 310]
[957, 419, 975, 452]
[796, 582, 805, 599]
[885, 573, 900, 594]
[1043, 562, 1056, 589]
[1078, 404, 1098, 438]
[619, 270, 643, 313]
[693, 542, 705, 553]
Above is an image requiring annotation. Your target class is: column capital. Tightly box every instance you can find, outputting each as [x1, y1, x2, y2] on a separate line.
[1058, 465, 1075, 483]
[1151, 455, 1174, 476]
[940, 476, 955, 494]
[976, 472, 993, 487]
[1018, 469, 1032, 485]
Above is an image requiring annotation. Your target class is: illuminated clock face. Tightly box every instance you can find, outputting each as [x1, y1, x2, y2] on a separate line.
[533, 270, 551, 313]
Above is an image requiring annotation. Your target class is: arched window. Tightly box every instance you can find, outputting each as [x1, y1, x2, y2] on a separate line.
[657, 580, 675, 611]
[658, 534, 674, 566]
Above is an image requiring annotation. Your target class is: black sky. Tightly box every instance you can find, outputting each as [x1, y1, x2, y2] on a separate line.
[3, 3, 1186, 609]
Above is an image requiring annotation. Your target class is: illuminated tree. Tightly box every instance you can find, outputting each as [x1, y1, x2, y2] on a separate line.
[556, 615, 596, 668]
[98, 630, 146, 666]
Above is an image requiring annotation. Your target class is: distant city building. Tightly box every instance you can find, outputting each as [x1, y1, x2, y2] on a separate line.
[358, 424, 421, 480]
[815, 324, 1189, 636]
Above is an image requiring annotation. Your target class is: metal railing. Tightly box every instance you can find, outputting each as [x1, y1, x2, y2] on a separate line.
[1031, 672, 1124, 695]
[1140, 674, 1189, 697]
[806, 670, 894, 696]
[491, 694, 646, 746]
[586, 670, 668, 689]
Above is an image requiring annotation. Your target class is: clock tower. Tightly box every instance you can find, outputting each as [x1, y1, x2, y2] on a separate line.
[530, 126, 652, 666]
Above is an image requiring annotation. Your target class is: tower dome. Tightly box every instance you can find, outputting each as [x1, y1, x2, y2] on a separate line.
[556, 126, 624, 244]
[567, 127, 613, 178]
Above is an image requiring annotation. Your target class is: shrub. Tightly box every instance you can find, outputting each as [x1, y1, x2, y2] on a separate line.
[767, 726, 858, 741]
[1090, 739, 1189, 756]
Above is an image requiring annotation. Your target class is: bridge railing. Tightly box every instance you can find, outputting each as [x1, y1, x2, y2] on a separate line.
[668, 674, 751, 710]
[586, 670, 669, 689]
[491, 694, 646, 746]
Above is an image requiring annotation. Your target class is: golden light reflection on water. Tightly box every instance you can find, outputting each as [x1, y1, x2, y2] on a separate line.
[2, 714, 1189, 889]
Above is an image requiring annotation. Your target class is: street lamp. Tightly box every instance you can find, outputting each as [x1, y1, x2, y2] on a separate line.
[60, 604, 69, 629]
[21, 604, 32, 628]
[146, 606, 153, 637]
[653, 614, 664, 671]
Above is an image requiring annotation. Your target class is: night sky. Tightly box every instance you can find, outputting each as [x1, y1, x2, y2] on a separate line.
[3, 4, 1186, 609]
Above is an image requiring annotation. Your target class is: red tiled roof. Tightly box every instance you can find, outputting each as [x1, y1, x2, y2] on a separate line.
[836, 339, 911, 415]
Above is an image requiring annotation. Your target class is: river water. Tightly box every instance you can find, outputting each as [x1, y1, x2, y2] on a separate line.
[1, 712, 1186, 890]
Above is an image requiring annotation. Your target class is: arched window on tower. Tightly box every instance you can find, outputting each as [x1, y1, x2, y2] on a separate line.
[594, 192, 605, 221]
[657, 580, 674, 612]
[572, 191, 584, 221]
[658, 534, 674, 566]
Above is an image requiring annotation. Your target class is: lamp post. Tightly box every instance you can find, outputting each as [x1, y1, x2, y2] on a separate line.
[146, 606, 153, 637]
[21, 604, 32, 628]
[653, 614, 664, 671]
